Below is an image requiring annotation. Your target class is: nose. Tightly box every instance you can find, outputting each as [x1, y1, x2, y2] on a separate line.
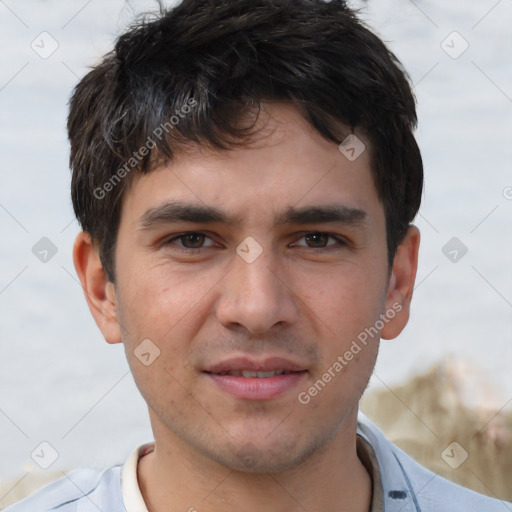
[215, 249, 299, 336]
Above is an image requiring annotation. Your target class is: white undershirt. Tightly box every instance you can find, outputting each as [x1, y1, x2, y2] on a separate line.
[121, 443, 154, 512]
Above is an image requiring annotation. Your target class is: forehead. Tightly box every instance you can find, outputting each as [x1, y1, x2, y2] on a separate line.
[119, 102, 382, 228]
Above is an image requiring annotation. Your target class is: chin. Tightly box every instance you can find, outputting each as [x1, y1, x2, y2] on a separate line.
[208, 430, 327, 474]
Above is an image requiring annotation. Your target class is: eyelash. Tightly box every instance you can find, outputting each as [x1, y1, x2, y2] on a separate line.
[163, 232, 348, 253]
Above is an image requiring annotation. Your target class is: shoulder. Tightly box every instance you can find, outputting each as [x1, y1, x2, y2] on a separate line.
[357, 411, 511, 512]
[3, 466, 123, 512]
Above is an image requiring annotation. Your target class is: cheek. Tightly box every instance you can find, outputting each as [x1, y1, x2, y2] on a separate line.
[298, 264, 384, 337]
[118, 284, 197, 408]
[119, 262, 203, 331]
[116, 263, 219, 380]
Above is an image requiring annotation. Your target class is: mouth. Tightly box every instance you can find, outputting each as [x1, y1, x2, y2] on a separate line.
[203, 357, 308, 400]
[210, 369, 298, 378]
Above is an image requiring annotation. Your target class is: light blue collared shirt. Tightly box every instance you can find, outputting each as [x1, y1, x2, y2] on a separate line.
[5, 411, 511, 512]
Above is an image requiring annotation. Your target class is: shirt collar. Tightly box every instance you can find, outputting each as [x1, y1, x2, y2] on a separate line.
[121, 442, 154, 512]
[357, 410, 422, 511]
[357, 434, 385, 512]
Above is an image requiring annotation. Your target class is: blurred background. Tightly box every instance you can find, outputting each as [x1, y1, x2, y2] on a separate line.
[1, 0, 511, 507]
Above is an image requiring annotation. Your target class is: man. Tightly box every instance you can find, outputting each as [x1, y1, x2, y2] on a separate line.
[6, 0, 510, 511]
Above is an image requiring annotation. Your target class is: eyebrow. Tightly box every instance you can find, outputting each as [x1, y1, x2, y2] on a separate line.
[140, 201, 243, 228]
[139, 200, 368, 229]
[274, 204, 367, 227]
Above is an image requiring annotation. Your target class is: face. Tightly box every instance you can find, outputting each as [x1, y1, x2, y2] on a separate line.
[79, 102, 417, 473]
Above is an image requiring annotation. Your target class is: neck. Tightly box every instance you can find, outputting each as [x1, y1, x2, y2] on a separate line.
[137, 410, 372, 512]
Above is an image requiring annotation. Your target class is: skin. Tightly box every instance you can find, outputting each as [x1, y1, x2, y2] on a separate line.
[74, 102, 420, 512]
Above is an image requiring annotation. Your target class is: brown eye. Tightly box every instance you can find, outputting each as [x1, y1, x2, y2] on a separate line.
[180, 233, 206, 248]
[294, 232, 345, 249]
[304, 233, 330, 248]
[165, 232, 216, 250]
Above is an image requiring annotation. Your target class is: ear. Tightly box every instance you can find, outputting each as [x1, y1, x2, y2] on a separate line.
[381, 225, 420, 340]
[72, 232, 122, 344]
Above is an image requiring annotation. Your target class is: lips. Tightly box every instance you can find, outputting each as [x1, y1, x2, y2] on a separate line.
[203, 356, 308, 400]
[204, 356, 307, 375]
[215, 369, 293, 377]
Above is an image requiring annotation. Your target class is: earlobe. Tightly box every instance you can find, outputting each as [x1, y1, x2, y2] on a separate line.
[72, 232, 123, 344]
[381, 225, 420, 340]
